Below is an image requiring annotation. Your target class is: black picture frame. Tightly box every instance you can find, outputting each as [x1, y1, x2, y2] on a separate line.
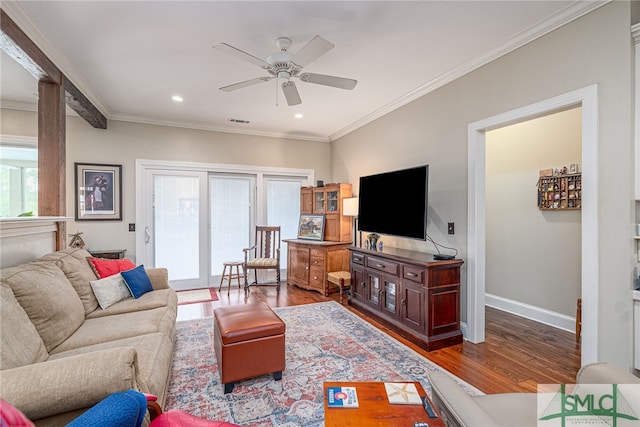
[75, 162, 122, 221]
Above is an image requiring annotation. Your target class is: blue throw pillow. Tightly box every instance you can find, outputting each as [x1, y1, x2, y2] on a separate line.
[121, 265, 153, 298]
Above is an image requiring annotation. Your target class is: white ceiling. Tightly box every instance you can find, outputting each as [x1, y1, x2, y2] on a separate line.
[1, 1, 604, 142]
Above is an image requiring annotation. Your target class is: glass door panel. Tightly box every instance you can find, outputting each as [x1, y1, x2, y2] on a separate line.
[313, 190, 325, 213]
[265, 178, 302, 271]
[326, 190, 339, 213]
[150, 171, 208, 290]
[369, 275, 380, 305]
[384, 280, 396, 312]
[209, 174, 254, 283]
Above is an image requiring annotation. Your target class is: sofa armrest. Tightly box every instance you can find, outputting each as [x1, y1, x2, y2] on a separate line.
[0, 347, 149, 421]
[428, 372, 497, 427]
[146, 268, 169, 290]
[577, 362, 640, 384]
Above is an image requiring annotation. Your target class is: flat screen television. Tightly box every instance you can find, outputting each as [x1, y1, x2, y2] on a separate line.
[358, 165, 429, 240]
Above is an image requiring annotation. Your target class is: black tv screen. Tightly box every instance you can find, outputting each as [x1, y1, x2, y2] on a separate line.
[358, 165, 429, 240]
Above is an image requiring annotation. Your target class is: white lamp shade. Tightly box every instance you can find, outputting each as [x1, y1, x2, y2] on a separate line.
[343, 197, 359, 217]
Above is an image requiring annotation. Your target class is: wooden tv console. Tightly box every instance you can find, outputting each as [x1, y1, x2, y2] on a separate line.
[349, 246, 463, 351]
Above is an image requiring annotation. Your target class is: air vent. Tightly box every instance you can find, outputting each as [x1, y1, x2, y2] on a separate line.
[228, 118, 251, 124]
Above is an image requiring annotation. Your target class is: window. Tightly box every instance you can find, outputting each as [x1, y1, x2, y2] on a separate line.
[0, 142, 37, 217]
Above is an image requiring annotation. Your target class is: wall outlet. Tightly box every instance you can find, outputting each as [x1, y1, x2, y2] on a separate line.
[447, 222, 455, 234]
[128, 223, 136, 232]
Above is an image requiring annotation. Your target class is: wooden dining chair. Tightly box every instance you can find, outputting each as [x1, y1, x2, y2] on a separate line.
[243, 226, 281, 292]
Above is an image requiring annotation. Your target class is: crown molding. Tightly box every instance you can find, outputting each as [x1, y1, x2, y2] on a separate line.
[109, 115, 330, 143]
[329, 0, 609, 142]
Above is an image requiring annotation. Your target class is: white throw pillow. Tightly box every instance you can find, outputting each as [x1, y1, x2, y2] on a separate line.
[90, 273, 132, 309]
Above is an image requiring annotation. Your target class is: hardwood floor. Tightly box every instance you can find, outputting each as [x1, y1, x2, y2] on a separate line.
[177, 283, 581, 395]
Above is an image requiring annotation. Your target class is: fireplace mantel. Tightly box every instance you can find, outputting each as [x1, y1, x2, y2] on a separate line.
[0, 216, 71, 267]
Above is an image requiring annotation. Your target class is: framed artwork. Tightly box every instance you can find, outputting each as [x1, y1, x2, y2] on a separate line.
[75, 163, 122, 221]
[297, 214, 325, 241]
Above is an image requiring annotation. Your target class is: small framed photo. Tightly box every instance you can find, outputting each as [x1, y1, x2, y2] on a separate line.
[75, 163, 122, 221]
[297, 214, 325, 241]
[569, 164, 578, 173]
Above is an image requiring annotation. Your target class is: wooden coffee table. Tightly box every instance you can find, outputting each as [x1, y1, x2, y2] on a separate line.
[324, 381, 444, 427]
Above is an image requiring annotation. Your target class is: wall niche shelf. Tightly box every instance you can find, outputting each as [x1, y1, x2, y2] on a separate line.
[537, 173, 582, 210]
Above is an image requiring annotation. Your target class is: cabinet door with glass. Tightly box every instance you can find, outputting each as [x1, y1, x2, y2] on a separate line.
[365, 273, 381, 310]
[312, 186, 341, 214]
[313, 188, 326, 213]
[380, 275, 398, 318]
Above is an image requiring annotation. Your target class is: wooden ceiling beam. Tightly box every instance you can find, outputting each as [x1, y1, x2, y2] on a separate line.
[0, 8, 107, 129]
[63, 76, 107, 129]
[0, 9, 60, 83]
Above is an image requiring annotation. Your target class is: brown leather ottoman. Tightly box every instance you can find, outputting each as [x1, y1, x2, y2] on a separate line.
[213, 302, 286, 393]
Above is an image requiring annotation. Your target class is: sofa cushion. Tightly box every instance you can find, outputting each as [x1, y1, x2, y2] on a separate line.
[90, 273, 132, 310]
[1, 261, 85, 352]
[40, 248, 100, 315]
[0, 284, 48, 370]
[121, 265, 154, 298]
[49, 332, 174, 406]
[50, 306, 176, 354]
[86, 288, 177, 319]
[88, 257, 136, 278]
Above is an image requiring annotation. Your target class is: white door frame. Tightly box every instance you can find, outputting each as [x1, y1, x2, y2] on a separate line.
[466, 85, 598, 365]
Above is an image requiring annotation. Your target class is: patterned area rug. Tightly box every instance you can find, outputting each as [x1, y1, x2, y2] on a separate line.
[165, 301, 480, 426]
[176, 288, 219, 305]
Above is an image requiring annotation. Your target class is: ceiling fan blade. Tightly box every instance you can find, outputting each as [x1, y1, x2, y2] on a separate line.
[282, 81, 302, 106]
[299, 73, 357, 90]
[213, 43, 271, 70]
[291, 35, 334, 67]
[220, 77, 272, 92]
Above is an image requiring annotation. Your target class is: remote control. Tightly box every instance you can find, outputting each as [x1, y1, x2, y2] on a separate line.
[421, 396, 438, 418]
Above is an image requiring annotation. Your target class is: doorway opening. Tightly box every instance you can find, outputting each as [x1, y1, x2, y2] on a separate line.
[466, 85, 598, 365]
[485, 106, 582, 344]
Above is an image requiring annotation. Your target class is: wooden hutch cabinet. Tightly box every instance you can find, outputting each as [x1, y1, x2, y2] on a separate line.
[349, 247, 463, 351]
[284, 239, 351, 295]
[300, 183, 352, 242]
[287, 183, 352, 295]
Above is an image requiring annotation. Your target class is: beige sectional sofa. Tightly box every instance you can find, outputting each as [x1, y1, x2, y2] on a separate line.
[428, 362, 640, 427]
[0, 248, 177, 426]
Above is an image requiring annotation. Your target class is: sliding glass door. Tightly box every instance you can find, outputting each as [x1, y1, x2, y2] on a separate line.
[265, 177, 303, 271]
[137, 160, 312, 290]
[144, 169, 208, 290]
[209, 174, 255, 284]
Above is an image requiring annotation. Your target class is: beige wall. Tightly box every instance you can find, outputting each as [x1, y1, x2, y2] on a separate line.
[486, 107, 581, 317]
[1, 108, 331, 256]
[332, 2, 634, 368]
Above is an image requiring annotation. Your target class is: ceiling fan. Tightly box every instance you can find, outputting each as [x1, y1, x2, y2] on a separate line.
[213, 35, 357, 106]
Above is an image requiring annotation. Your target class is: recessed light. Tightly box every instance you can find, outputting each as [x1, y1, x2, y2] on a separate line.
[172, 95, 184, 102]
[294, 113, 303, 119]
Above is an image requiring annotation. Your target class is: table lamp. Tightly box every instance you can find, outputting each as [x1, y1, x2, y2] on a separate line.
[342, 197, 360, 247]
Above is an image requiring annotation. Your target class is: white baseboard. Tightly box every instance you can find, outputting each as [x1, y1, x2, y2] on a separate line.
[485, 293, 576, 333]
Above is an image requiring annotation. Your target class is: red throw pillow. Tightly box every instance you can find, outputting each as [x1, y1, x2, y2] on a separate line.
[87, 257, 136, 278]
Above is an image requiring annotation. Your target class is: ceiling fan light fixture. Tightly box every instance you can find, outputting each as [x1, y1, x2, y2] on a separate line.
[214, 35, 357, 106]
